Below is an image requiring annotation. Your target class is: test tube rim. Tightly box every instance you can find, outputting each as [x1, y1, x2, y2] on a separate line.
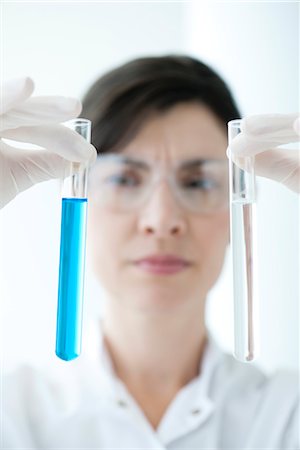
[228, 118, 242, 129]
[65, 118, 91, 128]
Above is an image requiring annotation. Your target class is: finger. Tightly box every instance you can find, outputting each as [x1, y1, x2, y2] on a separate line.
[241, 113, 299, 137]
[230, 114, 300, 157]
[229, 129, 300, 157]
[293, 117, 300, 136]
[232, 148, 300, 194]
[1, 140, 69, 186]
[1, 96, 82, 131]
[1, 123, 96, 164]
[1, 77, 34, 114]
[0, 142, 72, 208]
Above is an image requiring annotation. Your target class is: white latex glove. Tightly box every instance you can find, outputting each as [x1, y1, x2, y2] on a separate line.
[0, 77, 97, 209]
[228, 114, 300, 194]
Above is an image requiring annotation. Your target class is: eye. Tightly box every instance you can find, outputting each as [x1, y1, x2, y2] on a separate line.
[182, 177, 218, 190]
[106, 171, 141, 187]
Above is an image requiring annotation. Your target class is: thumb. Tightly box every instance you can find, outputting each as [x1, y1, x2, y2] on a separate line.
[232, 149, 300, 194]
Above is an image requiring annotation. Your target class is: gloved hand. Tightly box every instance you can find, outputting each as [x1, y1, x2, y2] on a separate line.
[228, 114, 300, 194]
[0, 77, 97, 209]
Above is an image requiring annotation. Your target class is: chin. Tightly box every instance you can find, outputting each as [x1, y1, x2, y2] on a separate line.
[121, 284, 202, 314]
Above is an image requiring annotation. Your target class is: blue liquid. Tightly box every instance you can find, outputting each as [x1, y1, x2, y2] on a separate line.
[56, 198, 87, 361]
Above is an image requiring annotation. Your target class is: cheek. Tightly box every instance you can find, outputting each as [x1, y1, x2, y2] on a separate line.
[190, 211, 229, 291]
[192, 211, 229, 263]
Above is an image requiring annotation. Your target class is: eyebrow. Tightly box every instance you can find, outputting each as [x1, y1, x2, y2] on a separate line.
[179, 158, 215, 169]
[98, 154, 150, 170]
[97, 154, 226, 169]
[118, 156, 150, 170]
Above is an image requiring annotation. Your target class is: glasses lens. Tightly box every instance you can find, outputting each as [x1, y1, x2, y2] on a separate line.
[89, 155, 152, 211]
[89, 155, 229, 214]
[174, 160, 229, 213]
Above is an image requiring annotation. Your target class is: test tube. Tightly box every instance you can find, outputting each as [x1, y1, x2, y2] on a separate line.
[56, 118, 91, 361]
[228, 119, 259, 363]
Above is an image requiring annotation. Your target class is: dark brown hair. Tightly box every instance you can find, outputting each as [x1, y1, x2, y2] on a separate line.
[81, 55, 241, 154]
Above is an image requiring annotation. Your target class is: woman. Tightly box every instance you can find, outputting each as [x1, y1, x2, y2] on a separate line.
[1, 55, 299, 449]
[83, 54, 235, 425]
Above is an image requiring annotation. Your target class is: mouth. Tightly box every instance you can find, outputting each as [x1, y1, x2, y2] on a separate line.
[132, 255, 192, 275]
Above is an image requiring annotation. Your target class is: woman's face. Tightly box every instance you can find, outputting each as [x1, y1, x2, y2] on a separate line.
[87, 102, 229, 313]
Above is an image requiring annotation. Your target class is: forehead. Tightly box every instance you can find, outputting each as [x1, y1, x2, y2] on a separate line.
[119, 102, 227, 162]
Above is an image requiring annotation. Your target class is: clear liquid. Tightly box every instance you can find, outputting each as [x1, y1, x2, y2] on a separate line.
[56, 198, 87, 361]
[231, 201, 259, 362]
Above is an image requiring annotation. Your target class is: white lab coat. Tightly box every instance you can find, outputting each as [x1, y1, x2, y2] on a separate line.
[2, 326, 299, 449]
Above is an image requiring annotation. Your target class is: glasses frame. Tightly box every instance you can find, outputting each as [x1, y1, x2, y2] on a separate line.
[88, 153, 230, 215]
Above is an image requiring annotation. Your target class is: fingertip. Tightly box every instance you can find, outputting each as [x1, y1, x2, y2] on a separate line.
[68, 133, 97, 164]
[15, 76, 35, 102]
[293, 117, 300, 136]
[228, 135, 246, 158]
[88, 145, 98, 166]
[59, 97, 82, 116]
[229, 153, 248, 171]
[21, 76, 35, 97]
[228, 149, 245, 158]
[1, 76, 35, 114]
[74, 99, 82, 117]
[240, 115, 261, 135]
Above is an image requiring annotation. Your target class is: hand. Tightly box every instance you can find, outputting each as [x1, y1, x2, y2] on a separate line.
[228, 114, 300, 194]
[0, 77, 97, 209]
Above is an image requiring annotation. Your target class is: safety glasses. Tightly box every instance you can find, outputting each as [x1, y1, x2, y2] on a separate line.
[89, 153, 229, 214]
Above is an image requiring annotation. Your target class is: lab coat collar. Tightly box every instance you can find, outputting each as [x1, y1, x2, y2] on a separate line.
[84, 319, 221, 392]
[79, 319, 224, 445]
[156, 332, 223, 444]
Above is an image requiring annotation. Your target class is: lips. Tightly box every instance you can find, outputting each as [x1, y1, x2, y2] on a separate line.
[133, 255, 191, 275]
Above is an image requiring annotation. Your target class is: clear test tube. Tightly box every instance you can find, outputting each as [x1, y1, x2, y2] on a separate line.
[228, 119, 259, 363]
[56, 118, 91, 361]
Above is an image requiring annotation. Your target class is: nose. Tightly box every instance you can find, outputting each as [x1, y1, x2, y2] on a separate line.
[137, 180, 187, 238]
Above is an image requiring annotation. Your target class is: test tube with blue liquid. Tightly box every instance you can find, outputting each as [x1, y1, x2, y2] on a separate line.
[228, 119, 259, 363]
[56, 118, 91, 361]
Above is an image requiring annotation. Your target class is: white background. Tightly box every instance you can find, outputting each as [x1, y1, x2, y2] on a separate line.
[0, 1, 299, 374]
